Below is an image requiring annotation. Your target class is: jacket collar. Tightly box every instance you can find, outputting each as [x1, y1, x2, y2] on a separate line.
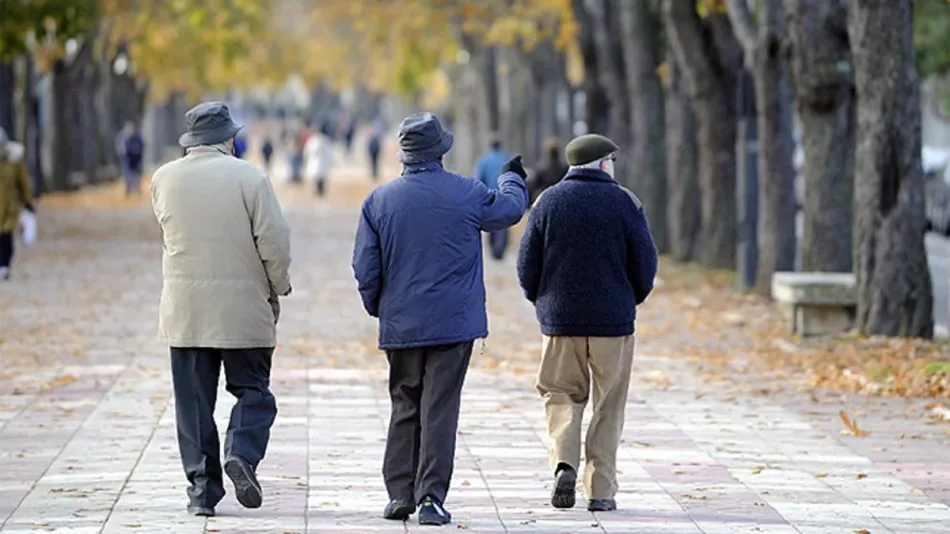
[186, 144, 231, 156]
[402, 160, 444, 175]
[563, 167, 615, 183]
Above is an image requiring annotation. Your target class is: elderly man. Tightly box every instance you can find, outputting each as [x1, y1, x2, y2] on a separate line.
[353, 112, 527, 526]
[517, 134, 657, 512]
[150, 102, 292, 517]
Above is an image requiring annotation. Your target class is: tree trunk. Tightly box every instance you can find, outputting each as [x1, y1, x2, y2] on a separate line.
[727, 0, 797, 294]
[585, 0, 632, 186]
[848, 0, 932, 337]
[572, 0, 609, 134]
[665, 47, 701, 262]
[482, 46, 501, 135]
[0, 62, 14, 136]
[665, 0, 742, 269]
[785, 0, 854, 273]
[620, 0, 668, 252]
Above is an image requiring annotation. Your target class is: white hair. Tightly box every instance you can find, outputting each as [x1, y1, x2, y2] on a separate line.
[0, 127, 7, 144]
[568, 155, 614, 177]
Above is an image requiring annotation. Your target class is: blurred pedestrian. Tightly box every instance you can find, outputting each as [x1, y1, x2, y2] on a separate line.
[517, 134, 657, 513]
[473, 135, 512, 260]
[304, 124, 334, 197]
[342, 114, 356, 154]
[261, 137, 274, 170]
[352, 112, 528, 526]
[233, 133, 248, 159]
[367, 116, 385, 181]
[0, 128, 34, 281]
[115, 121, 145, 196]
[529, 139, 568, 206]
[150, 102, 292, 517]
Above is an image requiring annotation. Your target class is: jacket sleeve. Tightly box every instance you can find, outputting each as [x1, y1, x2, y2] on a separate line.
[626, 203, 659, 305]
[352, 197, 382, 317]
[251, 177, 292, 296]
[477, 171, 528, 232]
[517, 202, 544, 303]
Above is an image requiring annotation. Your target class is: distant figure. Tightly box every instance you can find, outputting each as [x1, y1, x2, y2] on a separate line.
[473, 135, 511, 260]
[150, 102, 292, 517]
[352, 112, 528, 526]
[517, 134, 657, 513]
[343, 115, 356, 154]
[529, 139, 568, 206]
[232, 134, 248, 159]
[116, 121, 145, 196]
[0, 128, 34, 281]
[261, 138, 274, 170]
[367, 116, 385, 181]
[304, 124, 334, 197]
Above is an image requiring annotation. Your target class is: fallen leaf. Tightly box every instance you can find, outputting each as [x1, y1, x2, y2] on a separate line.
[751, 466, 765, 475]
[461, 480, 471, 487]
[853, 530, 870, 534]
[839, 410, 871, 437]
[856, 473, 868, 480]
[815, 473, 829, 478]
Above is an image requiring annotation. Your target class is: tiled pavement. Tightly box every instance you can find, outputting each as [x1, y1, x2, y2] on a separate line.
[2, 156, 950, 533]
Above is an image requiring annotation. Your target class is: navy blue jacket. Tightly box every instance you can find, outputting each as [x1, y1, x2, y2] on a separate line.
[353, 161, 528, 350]
[517, 168, 658, 337]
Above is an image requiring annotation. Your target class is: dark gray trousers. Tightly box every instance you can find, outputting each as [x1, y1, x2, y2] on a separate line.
[170, 347, 277, 508]
[384, 341, 473, 504]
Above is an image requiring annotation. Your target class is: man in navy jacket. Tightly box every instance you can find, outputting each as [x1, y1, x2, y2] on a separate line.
[517, 134, 658, 513]
[352, 112, 528, 525]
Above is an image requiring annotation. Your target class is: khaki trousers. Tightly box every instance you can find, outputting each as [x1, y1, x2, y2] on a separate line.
[536, 335, 635, 500]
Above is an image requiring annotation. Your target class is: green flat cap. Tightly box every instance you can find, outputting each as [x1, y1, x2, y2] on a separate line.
[565, 134, 619, 166]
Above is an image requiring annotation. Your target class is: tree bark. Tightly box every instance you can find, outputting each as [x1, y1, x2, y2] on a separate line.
[620, 0, 668, 252]
[665, 0, 742, 269]
[665, 47, 701, 262]
[0, 62, 14, 136]
[848, 0, 933, 338]
[727, 0, 797, 294]
[572, 0, 609, 135]
[785, 0, 854, 273]
[584, 0, 632, 186]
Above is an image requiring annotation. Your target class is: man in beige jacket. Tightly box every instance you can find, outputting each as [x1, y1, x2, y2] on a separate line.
[150, 102, 292, 517]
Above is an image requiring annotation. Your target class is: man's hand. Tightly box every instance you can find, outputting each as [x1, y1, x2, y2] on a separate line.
[502, 155, 527, 179]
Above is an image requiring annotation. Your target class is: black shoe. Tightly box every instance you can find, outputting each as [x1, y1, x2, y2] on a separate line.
[383, 498, 415, 520]
[417, 496, 451, 526]
[187, 505, 215, 517]
[587, 499, 617, 512]
[551, 464, 577, 509]
[224, 456, 263, 509]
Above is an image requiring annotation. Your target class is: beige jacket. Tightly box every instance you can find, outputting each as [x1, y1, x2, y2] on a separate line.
[150, 145, 292, 349]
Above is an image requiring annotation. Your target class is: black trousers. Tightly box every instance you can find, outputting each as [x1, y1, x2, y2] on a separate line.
[0, 232, 13, 269]
[170, 347, 277, 508]
[384, 341, 473, 504]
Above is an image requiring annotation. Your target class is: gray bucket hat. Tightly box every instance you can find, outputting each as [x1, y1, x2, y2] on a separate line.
[179, 101, 243, 148]
[397, 112, 454, 164]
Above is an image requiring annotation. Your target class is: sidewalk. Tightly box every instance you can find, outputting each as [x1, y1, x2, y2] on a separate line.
[1, 157, 949, 533]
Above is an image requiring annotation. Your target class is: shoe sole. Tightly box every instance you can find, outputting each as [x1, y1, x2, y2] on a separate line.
[418, 516, 451, 526]
[551, 472, 577, 509]
[224, 459, 263, 509]
[383, 504, 415, 521]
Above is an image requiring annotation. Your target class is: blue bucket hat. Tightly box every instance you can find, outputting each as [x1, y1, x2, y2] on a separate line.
[397, 112, 454, 164]
[179, 101, 243, 148]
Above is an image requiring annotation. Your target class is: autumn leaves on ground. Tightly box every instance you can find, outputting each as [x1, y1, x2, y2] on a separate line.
[7, 173, 950, 410]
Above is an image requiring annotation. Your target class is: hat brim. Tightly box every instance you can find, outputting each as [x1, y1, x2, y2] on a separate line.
[398, 130, 454, 165]
[179, 124, 243, 148]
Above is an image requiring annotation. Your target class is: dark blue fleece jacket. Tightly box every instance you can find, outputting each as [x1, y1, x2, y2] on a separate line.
[516, 168, 658, 337]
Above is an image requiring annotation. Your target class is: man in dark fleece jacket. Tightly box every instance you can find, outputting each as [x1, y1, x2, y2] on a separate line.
[517, 133, 657, 513]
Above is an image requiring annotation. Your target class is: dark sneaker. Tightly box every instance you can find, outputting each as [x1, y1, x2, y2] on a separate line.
[187, 505, 215, 517]
[224, 456, 263, 509]
[587, 499, 617, 512]
[417, 496, 451, 526]
[383, 498, 415, 520]
[551, 465, 577, 509]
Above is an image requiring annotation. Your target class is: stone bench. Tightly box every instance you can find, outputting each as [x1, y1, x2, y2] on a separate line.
[771, 272, 857, 336]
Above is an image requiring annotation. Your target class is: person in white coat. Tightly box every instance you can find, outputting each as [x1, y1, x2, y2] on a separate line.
[304, 123, 334, 197]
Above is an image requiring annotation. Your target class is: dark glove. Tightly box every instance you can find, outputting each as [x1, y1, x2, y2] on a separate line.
[502, 155, 527, 179]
